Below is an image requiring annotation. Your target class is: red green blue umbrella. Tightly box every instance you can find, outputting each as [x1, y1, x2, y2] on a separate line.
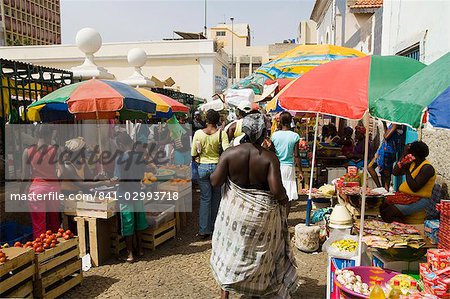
[372, 52, 450, 129]
[272, 55, 426, 249]
[275, 55, 426, 119]
[27, 79, 156, 122]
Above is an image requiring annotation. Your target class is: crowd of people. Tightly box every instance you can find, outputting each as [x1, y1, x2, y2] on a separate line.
[18, 104, 439, 298]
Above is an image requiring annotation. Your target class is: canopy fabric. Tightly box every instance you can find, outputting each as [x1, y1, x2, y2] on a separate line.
[372, 52, 450, 129]
[156, 93, 189, 113]
[27, 79, 156, 121]
[232, 44, 365, 95]
[276, 55, 426, 120]
[135, 88, 173, 118]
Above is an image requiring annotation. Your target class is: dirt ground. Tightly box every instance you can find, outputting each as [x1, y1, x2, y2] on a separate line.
[65, 194, 327, 299]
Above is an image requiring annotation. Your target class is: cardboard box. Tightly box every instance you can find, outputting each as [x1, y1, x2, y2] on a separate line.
[372, 251, 421, 273]
[428, 249, 450, 271]
[425, 220, 440, 245]
[327, 256, 357, 299]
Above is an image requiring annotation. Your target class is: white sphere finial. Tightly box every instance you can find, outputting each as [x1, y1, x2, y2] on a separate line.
[128, 48, 147, 68]
[76, 27, 102, 55]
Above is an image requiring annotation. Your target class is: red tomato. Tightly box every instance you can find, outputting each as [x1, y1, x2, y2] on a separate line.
[46, 230, 52, 235]
[65, 230, 72, 235]
[35, 238, 42, 243]
[43, 243, 50, 249]
[63, 234, 70, 240]
[51, 243, 56, 248]
[0, 252, 5, 258]
[39, 233, 46, 239]
[26, 241, 32, 246]
[56, 232, 62, 238]
[58, 228, 64, 234]
[14, 242, 22, 247]
[36, 247, 44, 253]
[0, 257, 6, 263]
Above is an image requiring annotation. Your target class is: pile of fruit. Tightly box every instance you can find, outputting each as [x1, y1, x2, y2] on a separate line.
[331, 239, 358, 252]
[0, 249, 7, 263]
[142, 172, 157, 185]
[10, 229, 74, 253]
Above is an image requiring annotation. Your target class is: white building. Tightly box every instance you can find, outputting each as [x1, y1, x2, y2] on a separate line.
[381, 0, 450, 64]
[0, 39, 229, 100]
[310, 0, 383, 54]
[297, 20, 317, 45]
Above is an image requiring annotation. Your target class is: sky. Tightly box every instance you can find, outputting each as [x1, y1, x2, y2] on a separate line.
[61, 0, 316, 46]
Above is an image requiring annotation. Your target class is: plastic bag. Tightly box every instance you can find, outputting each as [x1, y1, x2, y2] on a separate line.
[322, 231, 367, 259]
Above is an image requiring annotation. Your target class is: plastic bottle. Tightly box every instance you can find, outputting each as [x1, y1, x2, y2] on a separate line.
[388, 280, 402, 299]
[369, 280, 386, 299]
[409, 280, 419, 294]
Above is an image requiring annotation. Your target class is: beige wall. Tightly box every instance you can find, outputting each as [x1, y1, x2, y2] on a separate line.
[0, 39, 229, 99]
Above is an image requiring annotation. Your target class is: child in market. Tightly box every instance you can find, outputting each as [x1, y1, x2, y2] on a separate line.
[112, 132, 148, 262]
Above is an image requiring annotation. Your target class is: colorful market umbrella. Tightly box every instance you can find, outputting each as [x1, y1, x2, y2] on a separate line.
[232, 44, 365, 95]
[273, 55, 426, 264]
[157, 93, 189, 113]
[135, 88, 173, 119]
[372, 52, 450, 129]
[275, 55, 426, 119]
[27, 79, 156, 122]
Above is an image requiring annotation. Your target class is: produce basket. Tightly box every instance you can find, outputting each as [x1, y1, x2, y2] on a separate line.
[155, 169, 176, 181]
[335, 266, 399, 299]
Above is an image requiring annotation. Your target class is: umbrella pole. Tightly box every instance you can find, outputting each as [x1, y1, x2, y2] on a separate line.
[306, 112, 319, 226]
[357, 112, 370, 265]
[94, 101, 104, 174]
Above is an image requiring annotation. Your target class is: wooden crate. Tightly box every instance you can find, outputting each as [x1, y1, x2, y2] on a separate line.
[75, 217, 113, 267]
[75, 199, 116, 219]
[110, 233, 126, 257]
[0, 247, 35, 298]
[140, 218, 176, 251]
[34, 237, 82, 299]
[158, 181, 191, 192]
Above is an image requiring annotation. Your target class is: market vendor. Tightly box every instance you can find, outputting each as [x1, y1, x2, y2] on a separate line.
[323, 124, 340, 144]
[347, 126, 373, 169]
[337, 126, 354, 157]
[60, 137, 110, 195]
[380, 141, 436, 223]
[112, 132, 148, 262]
[368, 123, 405, 190]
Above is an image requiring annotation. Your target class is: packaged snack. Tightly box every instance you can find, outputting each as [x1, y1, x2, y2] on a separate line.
[428, 249, 450, 271]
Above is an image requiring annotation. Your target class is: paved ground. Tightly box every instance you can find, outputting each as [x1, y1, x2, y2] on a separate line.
[65, 194, 327, 299]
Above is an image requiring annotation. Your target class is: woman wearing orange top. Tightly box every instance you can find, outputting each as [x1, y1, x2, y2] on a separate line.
[381, 141, 436, 223]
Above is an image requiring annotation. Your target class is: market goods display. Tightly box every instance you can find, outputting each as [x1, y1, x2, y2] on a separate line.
[355, 219, 424, 249]
[142, 172, 158, 185]
[299, 184, 334, 198]
[335, 269, 370, 296]
[12, 229, 74, 253]
[331, 239, 358, 253]
[420, 249, 450, 298]
[386, 274, 419, 296]
[0, 249, 7, 263]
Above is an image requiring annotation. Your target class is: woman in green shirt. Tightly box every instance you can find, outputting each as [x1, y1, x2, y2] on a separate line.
[192, 109, 230, 238]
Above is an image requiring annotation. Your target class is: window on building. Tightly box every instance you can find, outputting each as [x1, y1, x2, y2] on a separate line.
[396, 43, 420, 61]
[240, 63, 250, 78]
[216, 31, 226, 37]
[252, 63, 261, 73]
